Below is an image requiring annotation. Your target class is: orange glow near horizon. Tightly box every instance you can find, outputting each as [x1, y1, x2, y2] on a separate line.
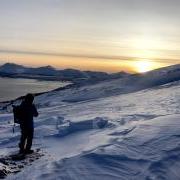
[0, 52, 174, 73]
[1, 0, 180, 74]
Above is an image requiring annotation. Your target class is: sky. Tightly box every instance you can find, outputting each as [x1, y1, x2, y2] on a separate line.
[0, 0, 180, 73]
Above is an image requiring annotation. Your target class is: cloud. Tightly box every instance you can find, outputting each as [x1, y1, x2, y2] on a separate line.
[0, 48, 179, 64]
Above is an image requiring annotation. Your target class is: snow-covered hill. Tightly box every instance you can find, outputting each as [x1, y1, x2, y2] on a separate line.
[35, 64, 180, 105]
[0, 64, 180, 179]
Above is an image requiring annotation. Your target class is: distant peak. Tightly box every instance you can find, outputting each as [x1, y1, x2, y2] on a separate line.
[39, 65, 55, 69]
[2, 62, 21, 66]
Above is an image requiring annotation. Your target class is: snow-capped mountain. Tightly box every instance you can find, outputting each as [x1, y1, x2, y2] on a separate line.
[0, 63, 131, 82]
[0, 64, 180, 179]
[0, 63, 61, 76]
[25, 66, 58, 76]
[0, 63, 27, 74]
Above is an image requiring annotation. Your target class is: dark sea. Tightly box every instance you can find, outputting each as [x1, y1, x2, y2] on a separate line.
[0, 77, 69, 102]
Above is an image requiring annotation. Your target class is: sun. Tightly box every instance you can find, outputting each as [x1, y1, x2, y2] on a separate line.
[135, 60, 155, 73]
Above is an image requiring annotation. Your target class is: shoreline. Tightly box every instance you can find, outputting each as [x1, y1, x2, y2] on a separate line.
[0, 74, 67, 82]
[0, 83, 74, 111]
[0, 76, 72, 107]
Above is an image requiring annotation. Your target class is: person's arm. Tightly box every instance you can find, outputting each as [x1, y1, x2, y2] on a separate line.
[33, 105, 39, 117]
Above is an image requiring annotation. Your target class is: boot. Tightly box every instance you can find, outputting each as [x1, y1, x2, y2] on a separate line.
[24, 149, 34, 154]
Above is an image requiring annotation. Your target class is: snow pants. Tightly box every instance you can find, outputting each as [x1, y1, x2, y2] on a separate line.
[19, 126, 34, 151]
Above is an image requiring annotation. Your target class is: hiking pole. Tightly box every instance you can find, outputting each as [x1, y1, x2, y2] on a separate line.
[12, 104, 16, 134]
[13, 123, 15, 133]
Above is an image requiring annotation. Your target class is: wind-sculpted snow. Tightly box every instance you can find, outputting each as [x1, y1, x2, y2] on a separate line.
[6, 115, 180, 180]
[57, 117, 109, 137]
[0, 65, 180, 179]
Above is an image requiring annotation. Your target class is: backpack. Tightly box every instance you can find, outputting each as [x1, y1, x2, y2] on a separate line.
[13, 105, 22, 124]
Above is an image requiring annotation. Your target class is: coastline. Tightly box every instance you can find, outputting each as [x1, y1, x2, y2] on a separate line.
[0, 74, 66, 82]
[0, 78, 72, 111]
[0, 83, 74, 113]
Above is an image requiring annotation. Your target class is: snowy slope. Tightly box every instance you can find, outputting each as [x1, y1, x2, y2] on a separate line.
[33, 64, 180, 106]
[0, 65, 180, 180]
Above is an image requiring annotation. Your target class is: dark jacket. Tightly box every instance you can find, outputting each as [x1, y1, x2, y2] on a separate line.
[19, 101, 38, 129]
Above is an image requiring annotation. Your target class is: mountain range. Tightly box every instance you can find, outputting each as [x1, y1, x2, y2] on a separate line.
[0, 63, 130, 83]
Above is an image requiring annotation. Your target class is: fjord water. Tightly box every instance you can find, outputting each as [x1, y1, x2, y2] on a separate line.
[0, 77, 68, 102]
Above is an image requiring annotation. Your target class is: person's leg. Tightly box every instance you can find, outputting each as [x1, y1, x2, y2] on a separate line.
[19, 128, 28, 153]
[25, 128, 34, 152]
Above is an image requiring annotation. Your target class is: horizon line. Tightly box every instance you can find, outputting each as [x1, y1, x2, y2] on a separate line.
[0, 61, 179, 75]
[0, 61, 132, 73]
